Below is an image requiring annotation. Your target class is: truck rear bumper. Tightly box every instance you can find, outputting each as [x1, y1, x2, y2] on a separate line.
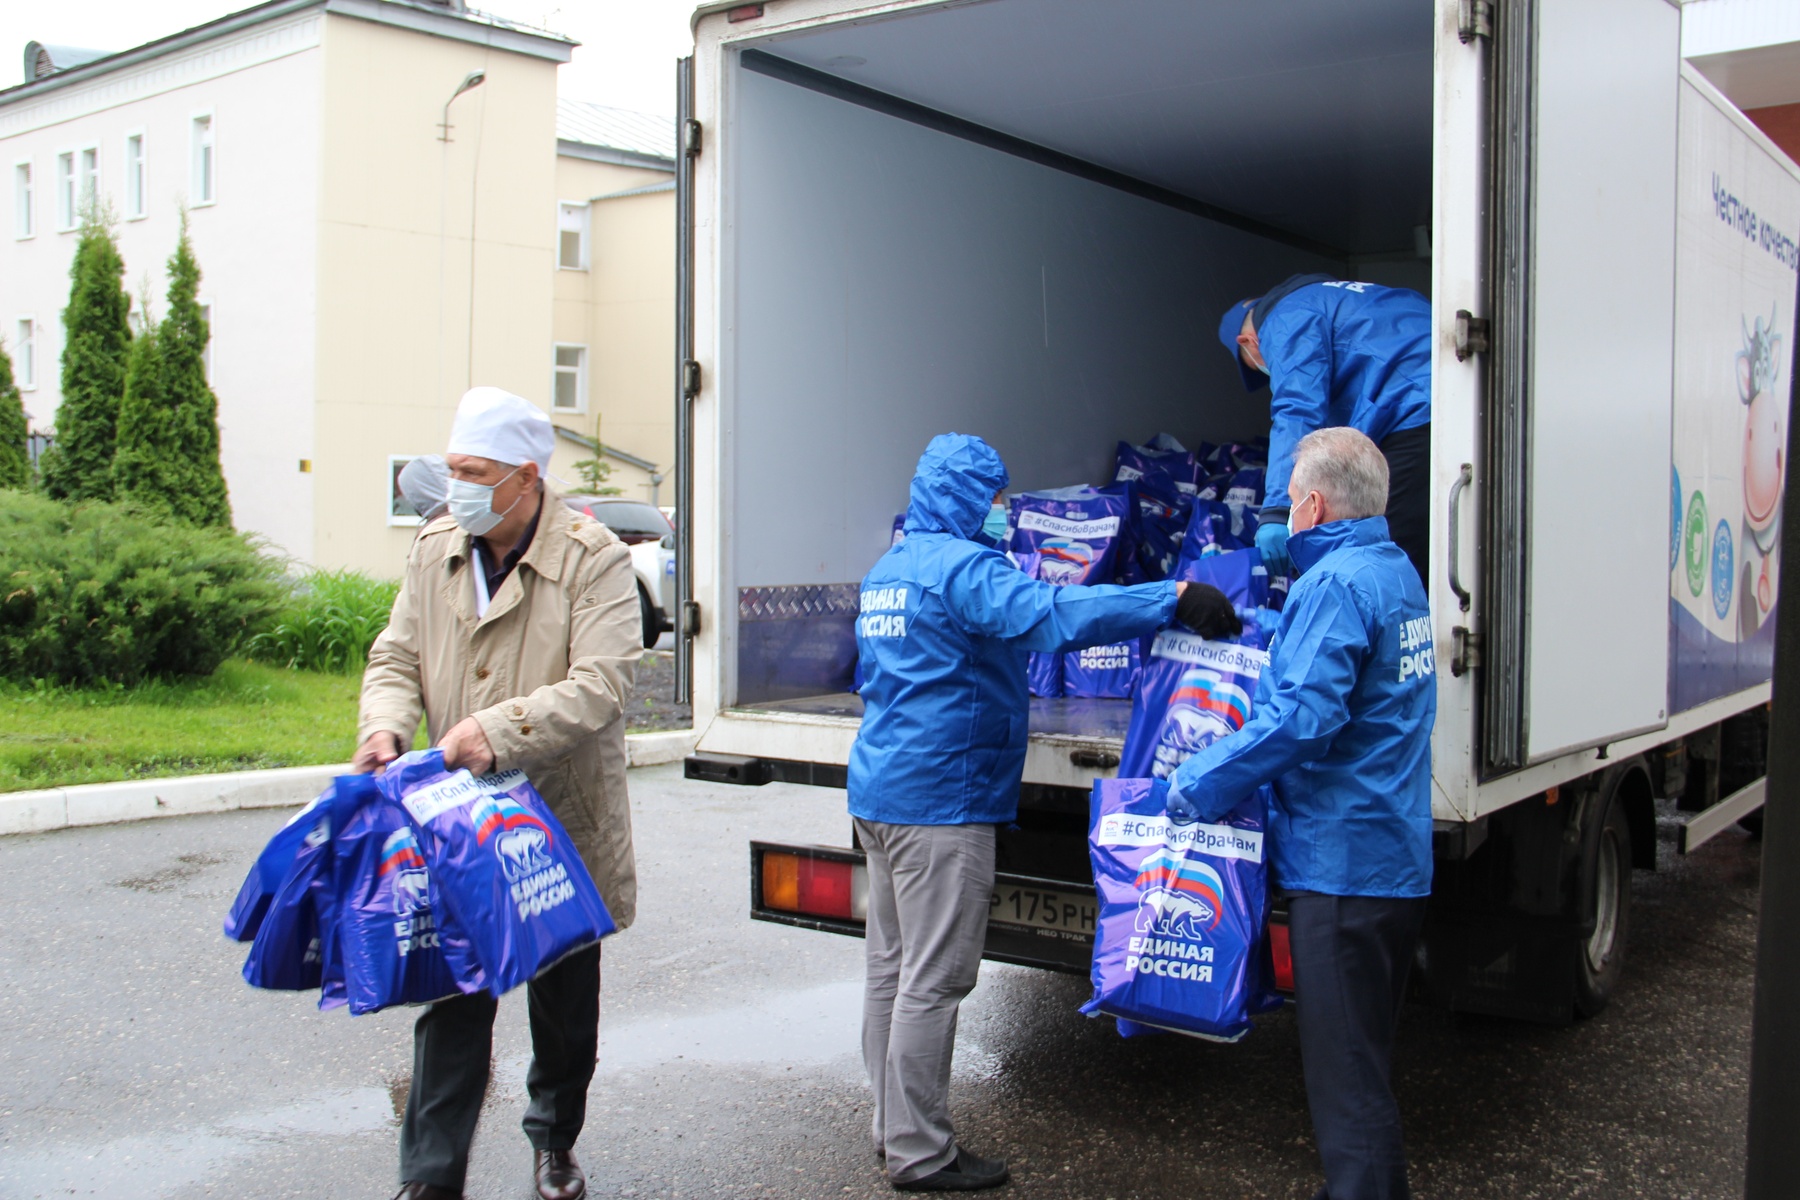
[750, 840, 1100, 973]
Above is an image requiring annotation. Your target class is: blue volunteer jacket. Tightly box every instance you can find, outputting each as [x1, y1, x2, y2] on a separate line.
[1167, 516, 1436, 897]
[1261, 281, 1432, 501]
[849, 434, 1178, 826]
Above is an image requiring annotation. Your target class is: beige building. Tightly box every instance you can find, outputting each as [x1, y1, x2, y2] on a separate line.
[1, 0, 674, 577]
[550, 100, 675, 509]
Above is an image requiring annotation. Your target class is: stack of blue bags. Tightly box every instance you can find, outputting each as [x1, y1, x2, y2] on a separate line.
[224, 750, 614, 1015]
[996, 433, 1282, 700]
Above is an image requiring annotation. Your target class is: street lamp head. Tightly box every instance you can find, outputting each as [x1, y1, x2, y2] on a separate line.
[452, 69, 486, 100]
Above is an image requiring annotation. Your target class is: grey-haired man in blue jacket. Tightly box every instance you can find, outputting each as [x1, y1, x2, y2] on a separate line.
[1168, 426, 1436, 1200]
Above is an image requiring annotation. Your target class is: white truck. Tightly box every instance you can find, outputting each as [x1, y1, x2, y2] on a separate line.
[671, 0, 1800, 1021]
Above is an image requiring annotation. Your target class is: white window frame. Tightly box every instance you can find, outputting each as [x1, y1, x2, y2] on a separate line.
[551, 343, 588, 413]
[55, 150, 75, 231]
[124, 130, 146, 220]
[388, 454, 426, 527]
[190, 109, 216, 207]
[557, 201, 589, 271]
[13, 160, 32, 240]
[77, 143, 100, 216]
[14, 317, 36, 391]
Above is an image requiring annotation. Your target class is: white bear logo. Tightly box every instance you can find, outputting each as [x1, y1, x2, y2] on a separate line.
[496, 826, 553, 881]
[393, 868, 431, 914]
[1134, 887, 1215, 941]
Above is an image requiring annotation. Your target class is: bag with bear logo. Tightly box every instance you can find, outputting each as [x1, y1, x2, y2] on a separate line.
[1118, 625, 1270, 781]
[380, 750, 614, 996]
[225, 783, 339, 942]
[332, 773, 488, 1014]
[241, 778, 357, 993]
[1081, 777, 1280, 1041]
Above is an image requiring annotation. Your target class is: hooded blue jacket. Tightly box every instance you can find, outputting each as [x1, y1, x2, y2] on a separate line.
[1167, 517, 1435, 897]
[849, 434, 1179, 826]
[1260, 281, 1432, 501]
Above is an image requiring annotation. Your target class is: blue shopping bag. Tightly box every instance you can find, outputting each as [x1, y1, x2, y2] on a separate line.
[379, 751, 614, 996]
[1081, 778, 1279, 1041]
[333, 776, 488, 1014]
[224, 783, 344, 942]
[241, 780, 356, 993]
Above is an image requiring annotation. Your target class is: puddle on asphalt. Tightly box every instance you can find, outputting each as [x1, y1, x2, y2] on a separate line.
[487, 976, 1003, 1097]
[0, 1087, 392, 1200]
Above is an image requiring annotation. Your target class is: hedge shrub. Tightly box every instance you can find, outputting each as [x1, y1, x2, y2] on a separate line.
[0, 491, 283, 685]
[248, 569, 400, 674]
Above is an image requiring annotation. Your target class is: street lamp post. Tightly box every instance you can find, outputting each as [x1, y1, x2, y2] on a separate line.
[437, 69, 486, 142]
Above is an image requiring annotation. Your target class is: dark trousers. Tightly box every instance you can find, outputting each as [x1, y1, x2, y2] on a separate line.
[399, 943, 602, 1191]
[1379, 423, 1430, 592]
[1288, 894, 1427, 1200]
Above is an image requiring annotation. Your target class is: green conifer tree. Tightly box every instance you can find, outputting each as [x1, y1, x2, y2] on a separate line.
[111, 315, 172, 514]
[0, 342, 30, 489]
[39, 206, 131, 502]
[114, 223, 232, 526]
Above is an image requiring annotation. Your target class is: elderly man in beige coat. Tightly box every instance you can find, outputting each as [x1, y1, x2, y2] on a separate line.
[355, 387, 642, 1200]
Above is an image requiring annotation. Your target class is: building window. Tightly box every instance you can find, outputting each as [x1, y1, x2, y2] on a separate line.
[557, 202, 588, 270]
[78, 145, 99, 212]
[14, 318, 35, 390]
[191, 112, 215, 206]
[13, 162, 31, 239]
[552, 344, 587, 412]
[198, 302, 213, 382]
[125, 132, 146, 219]
[55, 152, 74, 229]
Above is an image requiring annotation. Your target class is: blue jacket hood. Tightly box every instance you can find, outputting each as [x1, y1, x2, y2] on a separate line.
[902, 433, 1010, 539]
[1289, 515, 1391, 575]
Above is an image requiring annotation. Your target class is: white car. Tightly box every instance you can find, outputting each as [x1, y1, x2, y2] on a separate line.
[562, 495, 675, 648]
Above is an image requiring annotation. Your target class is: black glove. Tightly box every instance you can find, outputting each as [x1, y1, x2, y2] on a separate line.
[1176, 582, 1243, 640]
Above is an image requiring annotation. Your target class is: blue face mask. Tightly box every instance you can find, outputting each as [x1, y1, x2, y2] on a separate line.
[981, 502, 1009, 545]
[449, 467, 523, 537]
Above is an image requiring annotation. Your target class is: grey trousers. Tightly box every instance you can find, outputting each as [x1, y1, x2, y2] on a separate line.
[855, 818, 996, 1184]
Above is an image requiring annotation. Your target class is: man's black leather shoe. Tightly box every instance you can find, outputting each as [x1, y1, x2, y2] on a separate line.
[393, 1184, 461, 1200]
[534, 1148, 587, 1200]
[891, 1146, 1009, 1192]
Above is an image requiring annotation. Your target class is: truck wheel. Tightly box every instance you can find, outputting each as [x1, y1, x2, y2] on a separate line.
[1575, 795, 1632, 1017]
[638, 583, 658, 649]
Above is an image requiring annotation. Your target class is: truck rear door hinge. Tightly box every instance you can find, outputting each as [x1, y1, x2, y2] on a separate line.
[1454, 310, 1491, 361]
[682, 118, 703, 159]
[1458, 0, 1493, 43]
[681, 358, 701, 399]
[680, 600, 702, 638]
[1451, 627, 1482, 677]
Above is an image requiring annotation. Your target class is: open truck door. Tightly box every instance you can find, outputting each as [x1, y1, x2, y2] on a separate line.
[1479, 0, 1681, 772]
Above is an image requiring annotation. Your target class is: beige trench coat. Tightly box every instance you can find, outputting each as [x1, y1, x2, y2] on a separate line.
[358, 490, 642, 928]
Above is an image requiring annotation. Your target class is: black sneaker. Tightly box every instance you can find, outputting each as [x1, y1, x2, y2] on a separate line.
[891, 1146, 1009, 1192]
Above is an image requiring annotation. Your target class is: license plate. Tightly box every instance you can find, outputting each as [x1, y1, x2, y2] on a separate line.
[988, 884, 1097, 936]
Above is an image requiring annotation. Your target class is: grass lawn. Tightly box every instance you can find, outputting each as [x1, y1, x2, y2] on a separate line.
[0, 659, 369, 794]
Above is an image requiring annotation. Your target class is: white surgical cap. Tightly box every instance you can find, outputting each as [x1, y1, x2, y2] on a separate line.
[447, 386, 554, 471]
[397, 454, 449, 520]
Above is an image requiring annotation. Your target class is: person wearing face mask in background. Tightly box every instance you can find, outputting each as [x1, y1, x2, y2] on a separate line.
[1219, 275, 1432, 588]
[397, 454, 451, 528]
[354, 386, 644, 1200]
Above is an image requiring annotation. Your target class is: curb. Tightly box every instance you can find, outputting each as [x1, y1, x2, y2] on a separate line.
[0, 729, 700, 838]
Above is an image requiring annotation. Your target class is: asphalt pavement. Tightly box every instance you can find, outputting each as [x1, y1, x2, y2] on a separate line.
[0, 766, 1759, 1199]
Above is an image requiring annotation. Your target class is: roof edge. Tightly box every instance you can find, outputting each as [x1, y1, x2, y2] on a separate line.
[556, 138, 676, 171]
[0, 0, 574, 107]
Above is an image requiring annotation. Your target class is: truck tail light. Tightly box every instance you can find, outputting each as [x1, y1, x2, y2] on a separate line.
[761, 852, 867, 920]
[1268, 920, 1295, 992]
